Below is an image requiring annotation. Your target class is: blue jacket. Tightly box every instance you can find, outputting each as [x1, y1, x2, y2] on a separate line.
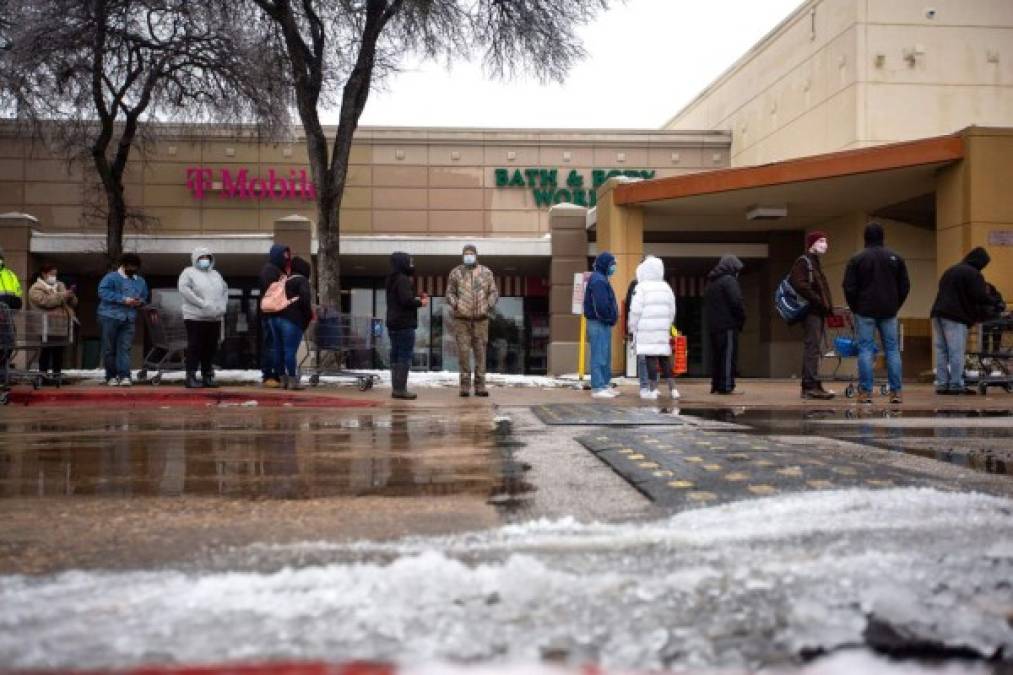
[97, 270, 149, 322]
[583, 252, 619, 326]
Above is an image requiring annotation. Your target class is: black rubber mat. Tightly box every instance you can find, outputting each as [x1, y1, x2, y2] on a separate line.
[576, 428, 926, 507]
[532, 403, 687, 426]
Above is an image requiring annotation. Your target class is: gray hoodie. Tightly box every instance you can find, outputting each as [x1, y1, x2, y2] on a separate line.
[177, 247, 229, 321]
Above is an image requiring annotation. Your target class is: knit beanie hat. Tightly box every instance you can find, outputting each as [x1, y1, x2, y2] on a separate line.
[806, 230, 828, 251]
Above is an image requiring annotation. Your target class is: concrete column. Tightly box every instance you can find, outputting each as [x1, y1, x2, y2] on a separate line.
[0, 212, 36, 287]
[759, 230, 805, 377]
[547, 204, 588, 376]
[595, 179, 643, 374]
[273, 214, 313, 262]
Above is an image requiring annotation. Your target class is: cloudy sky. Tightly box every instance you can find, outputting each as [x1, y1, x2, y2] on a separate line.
[355, 0, 803, 130]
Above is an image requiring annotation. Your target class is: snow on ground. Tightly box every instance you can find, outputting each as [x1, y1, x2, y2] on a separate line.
[1, 488, 1011, 671]
[60, 369, 583, 389]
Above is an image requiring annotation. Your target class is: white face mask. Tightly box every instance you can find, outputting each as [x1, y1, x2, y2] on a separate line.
[812, 240, 828, 255]
[45, 275, 58, 285]
[463, 254, 477, 266]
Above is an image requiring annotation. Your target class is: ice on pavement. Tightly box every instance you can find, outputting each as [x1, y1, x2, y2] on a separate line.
[1, 488, 1011, 671]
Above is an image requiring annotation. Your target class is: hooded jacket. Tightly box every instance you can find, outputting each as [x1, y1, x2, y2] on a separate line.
[583, 252, 619, 326]
[385, 252, 422, 331]
[703, 255, 746, 332]
[930, 247, 992, 326]
[259, 244, 290, 296]
[177, 247, 229, 322]
[0, 246, 23, 310]
[279, 256, 314, 330]
[842, 223, 910, 319]
[628, 256, 676, 356]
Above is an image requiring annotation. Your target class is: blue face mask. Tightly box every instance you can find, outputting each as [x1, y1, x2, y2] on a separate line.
[197, 258, 211, 271]
[607, 264, 617, 277]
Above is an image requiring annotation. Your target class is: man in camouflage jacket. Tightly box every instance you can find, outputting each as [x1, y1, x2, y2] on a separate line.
[446, 243, 499, 396]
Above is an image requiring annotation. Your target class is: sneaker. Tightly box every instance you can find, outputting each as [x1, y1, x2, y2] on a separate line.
[669, 387, 681, 399]
[262, 378, 282, 389]
[639, 388, 654, 400]
[857, 390, 873, 404]
[591, 389, 614, 399]
[118, 378, 132, 387]
[889, 391, 903, 404]
[802, 389, 835, 400]
[105, 378, 118, 386]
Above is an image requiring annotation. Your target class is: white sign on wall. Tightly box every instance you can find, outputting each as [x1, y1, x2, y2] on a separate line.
[571, 272, 592, 315]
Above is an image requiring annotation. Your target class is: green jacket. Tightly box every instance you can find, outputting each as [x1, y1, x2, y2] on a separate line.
[0, 267, 23, 309]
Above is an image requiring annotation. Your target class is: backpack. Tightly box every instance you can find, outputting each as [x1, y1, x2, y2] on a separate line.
[774, 256, 813, 324]
[260, 275, 297, 313]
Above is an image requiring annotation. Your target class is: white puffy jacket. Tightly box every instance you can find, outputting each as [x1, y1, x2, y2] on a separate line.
[628, 256, 676, 356]
[178, 246, 229, 321]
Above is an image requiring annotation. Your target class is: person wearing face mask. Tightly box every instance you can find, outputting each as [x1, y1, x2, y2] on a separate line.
[446, 244, 499, 397]
[97, 253, 148, 386]
[583, 251, 620, 399]
[178, 247, 229, 389]
[259, 244, 292, 388]
[385, 251, 428, 400]
[28, 263, 78, 382]
[790, 231, 835, 400]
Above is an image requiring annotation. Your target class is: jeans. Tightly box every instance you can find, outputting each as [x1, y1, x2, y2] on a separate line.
[270, 317, 304, 377]
[855, 314, 902, 394]
[100, 315, 135, 380]
[185, 319, 220, 375]
[645, 354, 673, 386]
[637, 354, 648, 389]
[933, 316, 968, 390]
[587, 318, 612, 391]
[260, 317, 279, 381]
[388, 328, 416, 367]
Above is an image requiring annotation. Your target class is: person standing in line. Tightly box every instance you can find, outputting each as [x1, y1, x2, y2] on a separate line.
[624, 270, 649, 394]
[703, 255, 745, 395]
[583, 251, 620, 399]
[178, 247, 229, 389]
[97, 252, 148, 386]
[0, 246, 22, 310]
[628, 256, 679, 401]
[386, 251, 428, 400]
[270, 255, 314, 390]
[842, 222, 910, 404]
[259, 244, 291, 388]
[28, 262, 78, 381]
[929, 247, 993, 395]
[446, 244, 499, 398]
[791, 231, 836, 400]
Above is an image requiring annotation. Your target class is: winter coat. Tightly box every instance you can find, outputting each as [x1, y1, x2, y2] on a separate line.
[703, 255, 746, 333]
[842, 223, 910, 319]
[583, 252, 619, 326]
[930, 247, 992, 327]
[279, 256, 314, 331]
[385, 252, 422, 331]
[789, 252, 833, 317]
[259, 244, 290, 295]
[447, 263, 498, 320]
[177, 247, 229, 322]
[28, 278, 78, 336]
[628, 257, 676, 356]
[97, 269, 149, 322]
[623, 279, 638, 337]
[0, 248, 23, 309]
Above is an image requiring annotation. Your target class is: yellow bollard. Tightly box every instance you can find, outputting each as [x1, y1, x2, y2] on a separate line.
[578, 314, 587, 381]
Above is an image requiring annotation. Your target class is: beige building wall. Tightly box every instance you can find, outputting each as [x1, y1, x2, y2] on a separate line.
[0, 126, 730, 240]
[665, 0, 1013, 166]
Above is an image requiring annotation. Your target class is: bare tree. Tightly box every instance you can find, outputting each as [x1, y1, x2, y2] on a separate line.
[0, 0, 290, 265]
[250, 0, 613, 308]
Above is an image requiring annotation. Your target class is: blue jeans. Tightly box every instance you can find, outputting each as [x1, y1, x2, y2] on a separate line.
[855, 314, 902, 394]
[637, 353, 648, 389]
[261, 317, 279, 381]
[587, 319, 612, 391]
[388, 328, 415, 367]
[100, 316, 135, 380]
[269, 317, 304, 377]
[933, 316, 968, 390]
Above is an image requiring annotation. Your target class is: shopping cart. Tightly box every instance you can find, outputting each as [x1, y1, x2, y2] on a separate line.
[136, 305, 188, 385]
[299, 307, 381, 391]
[822, 307, 902, 398]
[0, 307, 68, 394]
[965, 316, 1012, 395]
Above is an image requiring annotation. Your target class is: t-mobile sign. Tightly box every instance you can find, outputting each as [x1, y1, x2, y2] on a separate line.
[186, 167, 317, 201]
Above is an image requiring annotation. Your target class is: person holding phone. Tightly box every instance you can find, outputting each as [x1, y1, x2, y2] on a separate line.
[28, 263, 78, 381]
[97, 253, 148, 386]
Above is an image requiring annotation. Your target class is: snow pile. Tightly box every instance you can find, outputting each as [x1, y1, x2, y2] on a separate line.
[1, 488, 1011, 671]
[60, 369, 581, 389]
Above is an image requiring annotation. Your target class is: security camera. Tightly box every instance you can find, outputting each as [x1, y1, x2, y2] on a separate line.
[925, 8, 936, 19]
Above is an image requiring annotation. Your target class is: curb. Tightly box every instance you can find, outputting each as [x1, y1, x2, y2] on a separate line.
[4, 388, 379, 409]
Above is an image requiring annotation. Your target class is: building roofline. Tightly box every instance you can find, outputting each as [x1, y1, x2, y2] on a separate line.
[614, 132, 965, 206]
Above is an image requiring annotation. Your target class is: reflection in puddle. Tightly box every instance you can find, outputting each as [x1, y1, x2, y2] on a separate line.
[0, 409, 534, 502]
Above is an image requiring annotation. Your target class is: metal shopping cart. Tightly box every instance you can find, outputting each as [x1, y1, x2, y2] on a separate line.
[0, 307, 69, 395]
[965, 315, 1012, 395]
[822, 307, 903, 398]
[136, 305, 188, 385]
[299, 307, 381, 391]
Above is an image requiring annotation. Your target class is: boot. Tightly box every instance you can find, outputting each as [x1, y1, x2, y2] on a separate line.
[391, 364, 417, 400]
[802, 388, 834, 400]
[184, 371, 204, 389]
[459, 373, 472, 398]
[201, 370, 219, 388]
[288, 374, 306, 391]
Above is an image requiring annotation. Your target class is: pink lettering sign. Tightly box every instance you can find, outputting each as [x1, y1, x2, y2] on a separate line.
[185, 166, 318, 201]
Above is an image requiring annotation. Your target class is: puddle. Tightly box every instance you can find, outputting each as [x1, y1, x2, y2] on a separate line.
[0, 408, 533, 502]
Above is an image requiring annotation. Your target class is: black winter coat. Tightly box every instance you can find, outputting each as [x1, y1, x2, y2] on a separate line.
[842, 225, 910, 319]
[385, 252, 422, 331]
[279, 257, 314, 330]
[930, 247, 992, 326]
[704, 255, 746, 332]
